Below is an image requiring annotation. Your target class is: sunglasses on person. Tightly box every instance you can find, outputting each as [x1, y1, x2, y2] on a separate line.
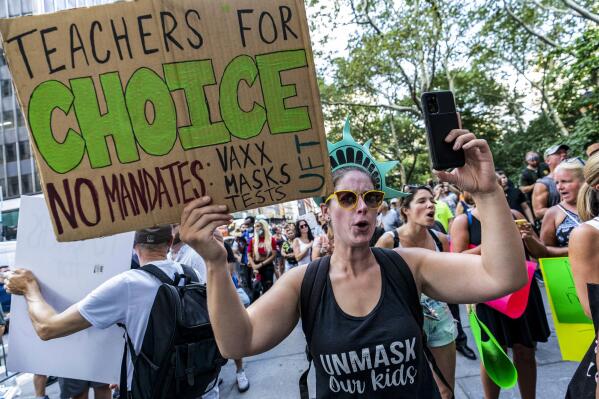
[299, 224, 309, 229]
[325, 190, 385, 210]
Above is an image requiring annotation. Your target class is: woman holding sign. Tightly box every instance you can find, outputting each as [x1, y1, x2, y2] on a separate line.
[567, 153, 599, 398]
[180, 124, 528, 398]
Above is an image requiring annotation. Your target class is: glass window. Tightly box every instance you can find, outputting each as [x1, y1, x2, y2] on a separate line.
[16, 107, 25, 128]
[18, 141, 31, 160]
[34, 170, 41, 192]
[5, 143, 16, 162]
[7, 175, 19, 197]
[43, 0, 55, 13]
[0, 1, 6, 19]
[8, 1, 22, 17]
[1, 80, 11, 97]
[22, 0, 33, 15]
[2, 110, 14, 129]
[0, 50, 6, 67]
[21, 173, 33, 194]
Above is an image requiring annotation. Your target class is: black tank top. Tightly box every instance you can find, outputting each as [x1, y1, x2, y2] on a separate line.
[309, 261, 441, 398]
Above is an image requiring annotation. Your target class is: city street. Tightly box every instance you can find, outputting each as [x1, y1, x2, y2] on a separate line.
[12, 295, 579, 399]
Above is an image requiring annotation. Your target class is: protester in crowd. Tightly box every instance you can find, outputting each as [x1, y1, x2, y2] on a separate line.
[179, 128, 528, 398]
[224, 240, 250, 393]
[376, 200, 402, 232]
[532, 144, 569, 220]
[5, 226, 220, 398]
[375, 185, 459, 398]
[231, 229, 250, 291]
[586, 142, 599, 158]
[496, 170, 535, 222]
[539, 158, 584, 256]
[451, 201, 550, 399]
[272, 226, 286, 278]
[248, 219, 277, 300]
[433, 185, 454, 234]
[455, 190, 475, 216]
[292, 219, 314, 266]
[566, 154, 599, 397]
[169, 224, 207, 283]
[313, 213, 328, 237]
[519, 151, 550, 203]
[33, 375, 56, 399]
[281, 223, 299, 273]
[435, 182, 459, 214]
[311, 222, 334, 261]
[0, 265, 11, 313]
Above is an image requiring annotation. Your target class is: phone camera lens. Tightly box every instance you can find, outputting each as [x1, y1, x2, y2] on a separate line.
[427, 96, 439, 114]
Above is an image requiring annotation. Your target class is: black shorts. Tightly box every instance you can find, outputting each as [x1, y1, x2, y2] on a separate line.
[59, 378, 108, 398]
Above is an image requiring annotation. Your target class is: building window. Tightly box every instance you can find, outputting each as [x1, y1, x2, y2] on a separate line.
[21, 173, 33, 194]
[8, 1, 22, 17]
[1, 80, 11, 97]
[7, 176, 19, 197]
[22, 0, 33, 15]
[5, 143, 16, 163]
[34, 171, 42, 192]
[18, 141, 31, 160]
[2, 110, 14, 129]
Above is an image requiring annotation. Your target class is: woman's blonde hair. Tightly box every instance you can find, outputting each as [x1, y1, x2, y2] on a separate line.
[252, 219, 273, 259]
[577, 154, 599, 221]
[554, 158, 585, 182]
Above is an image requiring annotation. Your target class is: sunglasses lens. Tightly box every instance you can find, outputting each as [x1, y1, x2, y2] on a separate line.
[364, 191, 384, 208]
[336, 191, 358, 208]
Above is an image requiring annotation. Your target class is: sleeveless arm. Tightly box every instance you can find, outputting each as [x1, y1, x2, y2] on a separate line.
[539, 207, 569, 257]
[374, 231, 394, 248]
[532, 183, 549, 220]
[205, 259, 305, 359]
[570, 225, 599, 318]
[400, 188, 527, 304]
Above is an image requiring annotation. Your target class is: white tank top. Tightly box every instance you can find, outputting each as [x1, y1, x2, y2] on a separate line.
[586, 217, 599, 231]
[296, 239, 312, 265]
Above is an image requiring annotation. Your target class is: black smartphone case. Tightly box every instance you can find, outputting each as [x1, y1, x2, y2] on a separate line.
[421, 91, 465, 170]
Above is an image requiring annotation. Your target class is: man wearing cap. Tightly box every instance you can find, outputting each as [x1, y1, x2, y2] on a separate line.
[4, 226, 219, 399]
[519, 151, 549, 204]
[532, 144, 569, 220]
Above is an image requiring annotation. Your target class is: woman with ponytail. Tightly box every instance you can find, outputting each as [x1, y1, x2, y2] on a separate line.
[567, 154, 599, 398]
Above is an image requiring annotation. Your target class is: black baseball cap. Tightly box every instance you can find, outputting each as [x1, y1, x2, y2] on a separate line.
[134, 225, 172, 245]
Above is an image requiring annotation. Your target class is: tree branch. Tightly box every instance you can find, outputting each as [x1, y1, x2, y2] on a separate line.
[504, 4, 560, 48]
[349, 0, 383, 35]
[561, 0, 599, 24]
[529, 0, 577, 16]
[322, 100, 422, 116]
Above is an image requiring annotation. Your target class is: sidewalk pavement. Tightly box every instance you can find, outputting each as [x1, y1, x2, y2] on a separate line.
[11, 291, 579, 399]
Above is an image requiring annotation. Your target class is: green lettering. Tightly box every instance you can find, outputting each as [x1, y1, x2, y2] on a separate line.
[28, 80, 85, 174]
[125, 68, 177, 156]
[220, 55, 266, 139]
[71, 72, 139, 168]
[256, 50, 311, 134]
[164, 60, 230, 149]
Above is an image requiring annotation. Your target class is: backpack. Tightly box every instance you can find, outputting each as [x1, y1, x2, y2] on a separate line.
[119, 264, 226, 399]
[298, 247, 453, 399]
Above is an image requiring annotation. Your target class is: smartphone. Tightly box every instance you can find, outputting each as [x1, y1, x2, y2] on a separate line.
[421, 91, 465, 170]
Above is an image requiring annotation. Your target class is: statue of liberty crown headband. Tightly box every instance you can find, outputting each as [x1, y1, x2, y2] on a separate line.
[316, 118, 409, 205]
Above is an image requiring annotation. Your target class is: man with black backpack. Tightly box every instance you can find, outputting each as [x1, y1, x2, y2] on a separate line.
[5, 226, 224, 399]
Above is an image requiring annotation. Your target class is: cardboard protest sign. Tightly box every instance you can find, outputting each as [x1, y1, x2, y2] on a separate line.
[540, 257, 594, 362]
[0, 0, 331, 241]
[9, 196, 133, 382]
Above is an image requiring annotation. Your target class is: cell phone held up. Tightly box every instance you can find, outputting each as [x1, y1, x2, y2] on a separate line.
[421, 91, 465, 170]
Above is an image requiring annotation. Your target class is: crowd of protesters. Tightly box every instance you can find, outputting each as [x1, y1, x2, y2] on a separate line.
[3, 138, 599, 399]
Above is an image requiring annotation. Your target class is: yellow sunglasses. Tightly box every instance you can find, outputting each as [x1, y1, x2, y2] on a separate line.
[325, 190, 385, 210]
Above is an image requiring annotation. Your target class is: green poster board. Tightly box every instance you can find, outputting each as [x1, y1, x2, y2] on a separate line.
[540, 257, 591, 324]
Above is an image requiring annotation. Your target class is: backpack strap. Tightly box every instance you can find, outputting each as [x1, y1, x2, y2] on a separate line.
[180, 264, 199, 284]
[298, 255, 331, 399]
[467, 208, 473, 227]
[118, 323, 137, 399]
[428, 229, 443, 252]
[140, 264, 175, 285]
[371, 247, 455, 398]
